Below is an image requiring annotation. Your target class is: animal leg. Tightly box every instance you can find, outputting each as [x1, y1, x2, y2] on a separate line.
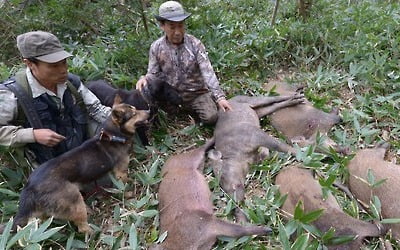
[253, 146, 270, 163]
[231, 94, 297, 107]
[255, 95, 305, 117]
[113, 156, 130, 182]
[234, 208, 248, 224]
[51, 184, 92, 234]
[212, 218, 272, 238]
[69, 196, 92, 234]
[12, 188, 36, 231]
[208, 149, 223, 178]
[258, 133, 296, 155]
[375, 142, 390, 159]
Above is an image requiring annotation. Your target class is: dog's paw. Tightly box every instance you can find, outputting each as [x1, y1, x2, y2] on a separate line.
[117, 174, 130, 183]
[124, 191, 135, 199]
[78, 223, 93, 235]
[114, 170, 130, 183]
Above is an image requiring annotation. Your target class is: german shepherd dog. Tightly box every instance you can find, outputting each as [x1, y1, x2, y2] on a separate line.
[10, 95, 149, 234]
[86, 78, 182, 145]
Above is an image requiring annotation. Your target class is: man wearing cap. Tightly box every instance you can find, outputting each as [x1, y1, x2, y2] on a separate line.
[136, 1, 232, 125]
[0, 31, 111, 165]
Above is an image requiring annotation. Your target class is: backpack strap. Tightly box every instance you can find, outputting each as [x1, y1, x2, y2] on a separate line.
[14, 70, 32, 96]
[66, 73, 86, 112]
[1, 71, 88, 126]
[3, 74, 43, 129]
[1, 71, 54, 161]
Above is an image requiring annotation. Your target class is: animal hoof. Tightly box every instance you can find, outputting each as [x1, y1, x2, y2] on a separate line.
[376, 141, 390, 150]
[337, 145, 351, 155]
[264, 226, 273, 235]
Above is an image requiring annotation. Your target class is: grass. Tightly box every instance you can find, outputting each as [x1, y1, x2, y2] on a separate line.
[1, 0, 400, 249]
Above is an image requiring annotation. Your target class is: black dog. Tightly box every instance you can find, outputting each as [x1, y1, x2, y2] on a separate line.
[10, 96, 149, 234]
[86, 78, 182, 145]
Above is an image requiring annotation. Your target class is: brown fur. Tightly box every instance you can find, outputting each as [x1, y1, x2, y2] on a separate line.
[276, 165, 382, 249]
[210, 94, 304, 222]
[265, 80, 346, 154]
[151, 139, 271, 250]
[348, 144, 400, 239]
[10, 95, 149, 234]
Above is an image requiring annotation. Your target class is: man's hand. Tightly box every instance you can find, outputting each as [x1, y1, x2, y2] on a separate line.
[136, 77, 148, 91]
[33, 129, 66, 147]
[217, 99, 233, 112]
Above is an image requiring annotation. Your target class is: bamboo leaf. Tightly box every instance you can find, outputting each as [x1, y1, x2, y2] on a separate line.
[31, 217, 53, 241]
[278, 222, 290, 250]
[291, 233, 309, 250]
[65, 232, 75, 250]
[381, 218, 400, 224]
[129, 224, 138, 250]
[300, 209, 324, 224]
[156, 231, 168, 244]
[138, 210, 158, 218]
[0, 218, 13, 250]
[31, 225, 65, 243]
[294, 201, 304, 220]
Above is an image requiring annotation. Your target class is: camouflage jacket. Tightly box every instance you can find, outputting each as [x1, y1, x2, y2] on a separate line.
[145, 34, 226, 102]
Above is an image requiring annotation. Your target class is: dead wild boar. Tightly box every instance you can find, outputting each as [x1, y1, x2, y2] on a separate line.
[211, 94, 304, 222]
[264, 80, 345, 154]
[348, 143, 400, 239]
[150, 139, 271, 250]
[276, 165, 382, 249]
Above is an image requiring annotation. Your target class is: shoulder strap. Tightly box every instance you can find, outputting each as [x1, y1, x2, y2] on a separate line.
[66, 73, 86, 112]
[14, 70, 32, 96]
[1, 72, 54, 162]
[3, 74, 43, 129]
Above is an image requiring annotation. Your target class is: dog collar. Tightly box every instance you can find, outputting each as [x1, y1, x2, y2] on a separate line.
[98, 129, 127, 144]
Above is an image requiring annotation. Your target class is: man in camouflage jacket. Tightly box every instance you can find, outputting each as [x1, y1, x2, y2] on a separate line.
[136, 1, 232, 124]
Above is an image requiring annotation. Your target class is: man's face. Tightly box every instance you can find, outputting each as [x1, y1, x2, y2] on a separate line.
[161, 21, 185, 45]
[26, 59, 68, 86]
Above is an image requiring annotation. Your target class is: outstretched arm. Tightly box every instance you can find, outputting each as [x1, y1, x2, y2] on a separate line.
[217, 98, 233, 112]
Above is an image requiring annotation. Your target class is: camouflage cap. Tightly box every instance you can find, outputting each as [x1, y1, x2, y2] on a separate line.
[17, 31, 72, 63]
[155, 1, 191, 22]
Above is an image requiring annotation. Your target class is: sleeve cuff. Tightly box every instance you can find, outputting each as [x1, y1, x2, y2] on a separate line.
[216, 96, 226, 103]
[16, 128, 36, 143]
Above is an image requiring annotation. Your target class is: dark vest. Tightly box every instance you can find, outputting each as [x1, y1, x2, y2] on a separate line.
[1, 73, 88, 164]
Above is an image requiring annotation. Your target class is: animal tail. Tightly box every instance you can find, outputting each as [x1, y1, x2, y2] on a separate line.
[213, 218, 272, 238]
[12, 188, 36, 231]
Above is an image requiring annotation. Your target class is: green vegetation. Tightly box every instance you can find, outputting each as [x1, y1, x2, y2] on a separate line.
[1, 0, 400, 249]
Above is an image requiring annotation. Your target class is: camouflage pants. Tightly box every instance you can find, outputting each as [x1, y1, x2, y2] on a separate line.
[185, 92, 218, 125]
[162, 91, 218, 125]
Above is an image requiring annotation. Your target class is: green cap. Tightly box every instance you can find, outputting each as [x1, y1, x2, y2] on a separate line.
[17, 31, 72, 63]
[155, 1, 191, 22]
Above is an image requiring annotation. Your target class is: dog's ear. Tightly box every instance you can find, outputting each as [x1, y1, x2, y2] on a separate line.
[113, 94, 122, 108]
[111, 109, 124, 125]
